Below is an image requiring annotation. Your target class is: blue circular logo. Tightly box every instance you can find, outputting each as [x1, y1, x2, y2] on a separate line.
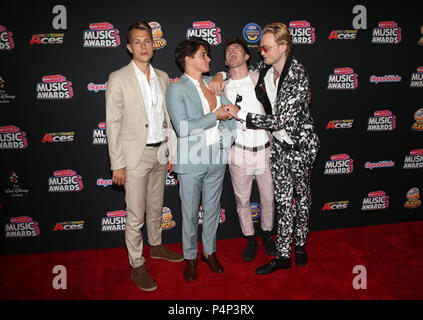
[243, 23, 262, 44]
[250, 202, 262, 220]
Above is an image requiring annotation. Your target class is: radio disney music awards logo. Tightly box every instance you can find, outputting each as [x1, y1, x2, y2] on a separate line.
[370, 74, 401, 84]
[166, 172, 178, 186]
[243, 23, 262, 44]
[5, 216, 40, 238]
[186, 21, 222, 46]
[364, 160, 395, 170]
[48, 169, 83, 192]
[328, 29, 357, 40]
[322, 200, 349, 211]
[324, 154, 353, 175]
[0, 76, 16, 103]
[0, 25, 14, 50]
[327, 67, 358, 90]
[4, 172, 29, 198]
[372, 21, 401, 44]
[289, 20, 315, 44]
[198, 206, 226, 224]
[83, 22, 120, 48]
[87, 82, 107, 93]
[29, 32, 64, 45]
[53, 220, 84, 232]
[92, 122, 107, 145]
[0, 125, 28, 149]
[404, 187, 421, 209]
[36, 75, 73, 100]
[162, 207, 176, 230]
[326, 119, 354, 130]
[149, 21, 167, 50]
[101, 210, 126, 231]
[411, 108, 423, 131]
[97, 178, 112, 188]
[403, 149, 423, 169]
[410, 67, 423, 88]
[367, 110, 396, 131]
[42, 131, 75, 143]
[250, 202, 261, 222]
[361, 191, 389, 211]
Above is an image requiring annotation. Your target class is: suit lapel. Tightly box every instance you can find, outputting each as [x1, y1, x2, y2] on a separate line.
[255, 65, 273, 115]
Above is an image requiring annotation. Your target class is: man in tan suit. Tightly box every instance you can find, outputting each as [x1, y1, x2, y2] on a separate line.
[106, 21, 183, 292]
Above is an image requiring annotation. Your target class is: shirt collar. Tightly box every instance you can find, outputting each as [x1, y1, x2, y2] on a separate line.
[184, 73, 201, 88]
[132, 60, 157, 79]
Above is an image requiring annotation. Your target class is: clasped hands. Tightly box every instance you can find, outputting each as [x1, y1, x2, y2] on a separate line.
[215, 104, 240, 121]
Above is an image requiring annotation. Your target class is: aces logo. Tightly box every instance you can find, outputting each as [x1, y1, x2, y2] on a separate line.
[29, 33, 64, 45]
[289, 20, 315, 44]
[83, 22, 120, 48]
[0, 25, 14, 50]
[322, 201, 349, 211]
[48, 169, 83, 192]
[42, 131, 74, 143]
[362, 191, 389, 210]
[0, 125, 28, 149]
[326, 119, 354, 129]
[324, 154, 354, 175]
[328, 30, 357, 40]
[404, 187, 421, 209]
[92, 122, 107, 145]
[53, 221, 84, 231]
[403, 149, 423, 169]
[36, 75, 73, 100]
[149, 21, 167, 50]
[327, 67, 358, 90]
[372, 21, 401, 44]
[367, 110, 396, 131]
[5, 216, 40, 238]
[186, 21, 222, 45]
[101, 210, 126, 231]
[411, 108, 423, 131]
[410, 67, 423, 88]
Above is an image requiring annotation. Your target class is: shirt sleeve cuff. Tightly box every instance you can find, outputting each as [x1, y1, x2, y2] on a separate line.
[238, 110, 248, 121]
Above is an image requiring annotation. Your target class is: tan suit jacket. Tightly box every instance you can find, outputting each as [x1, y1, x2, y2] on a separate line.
[106, 62, 176, 171]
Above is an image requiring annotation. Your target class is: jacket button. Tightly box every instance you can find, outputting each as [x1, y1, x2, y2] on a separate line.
[145, 124, 149, 128]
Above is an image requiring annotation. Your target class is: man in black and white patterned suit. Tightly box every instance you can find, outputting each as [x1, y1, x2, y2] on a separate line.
[224, 22, 320, 274]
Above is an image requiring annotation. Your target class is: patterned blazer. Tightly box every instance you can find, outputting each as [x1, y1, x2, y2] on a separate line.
[247, 54, 320, 157]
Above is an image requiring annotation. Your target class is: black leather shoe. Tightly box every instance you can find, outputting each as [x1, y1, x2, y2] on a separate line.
[262, 231, 277, 256]
[255, 257, 291, 275]
[294, 245, 308, 267]
[242, 236, 258, 261]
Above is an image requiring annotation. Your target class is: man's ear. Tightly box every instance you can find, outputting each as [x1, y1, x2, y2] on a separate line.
[127, 43, 133, 54]
[244, 54, 250, 63]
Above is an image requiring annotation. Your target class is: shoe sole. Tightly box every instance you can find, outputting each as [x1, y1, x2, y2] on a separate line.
[130, 276, 158, 292]
[150, 255, 184, 262]
[255, 265, 291, 275]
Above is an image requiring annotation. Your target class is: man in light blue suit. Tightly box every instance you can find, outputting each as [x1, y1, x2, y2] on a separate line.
[166, 37, 237, 282]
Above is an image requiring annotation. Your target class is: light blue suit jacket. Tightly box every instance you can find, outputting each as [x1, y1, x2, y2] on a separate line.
[166, 74, 237, 174]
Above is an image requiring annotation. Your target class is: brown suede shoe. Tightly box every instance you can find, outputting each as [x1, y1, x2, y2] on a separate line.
[183, 259, 197, 282]
[130, 265, 157, 292]
[150, 244, 184, 262]
[201, 252, 224, 273]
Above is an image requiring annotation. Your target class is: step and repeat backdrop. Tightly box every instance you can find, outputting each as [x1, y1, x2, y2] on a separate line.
[1, 0, 422, 254]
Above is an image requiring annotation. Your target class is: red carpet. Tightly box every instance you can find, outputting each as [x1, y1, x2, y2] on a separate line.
[1, 221, 422, 300]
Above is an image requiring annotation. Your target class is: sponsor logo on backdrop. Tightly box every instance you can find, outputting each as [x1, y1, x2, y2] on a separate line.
[328, 30, 357, 40]
[36, 75, 73, 100]
[322, 200, 349, 211]
[29, 33, 64, 45]
[101, 210, 126, 231]
[418, 26, 423, 46]
[0, 25, 14, 50]
[5, 216, 40, 238]
[48, 169, 83, 192]
[83, 22, 120, 48]
[289, 20, 315, 44]
[97, 178, 112, 187]
[364, 160, 395, 170]
[4, 172, 29, 197]
[42, 131, 74, 143]
[404, 187, 421, 209]
[0, 125, 28, 149]
[149, 21, 167, 50]
[412, 108, 423, 131]
[198, 206, 226, 224]
[166, 172, 178, 186]
[251, 202, 261, 221]
[186, 21, 221, 46]
[372, 21, 401, 44]
[162, 207, 176, 230]
[87, 82, 107, 93]
[410, 67, 423, 88]
[324, 154, 353, 175]
[92, 122, 107, 145]
[53, 221, 84, 231]
[0, 76, 16, 103]
[326, 119, 354, 129]
[367, 110, 396, 131]
[370, 74, 401, 84]
[403, 149, 423, 169]
[362, 191, 389, 210]
[327, 67, 358, 90]
[243, 23, 262, 44]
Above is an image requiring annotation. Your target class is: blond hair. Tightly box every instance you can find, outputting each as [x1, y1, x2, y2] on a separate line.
[262, 22, 292, 55]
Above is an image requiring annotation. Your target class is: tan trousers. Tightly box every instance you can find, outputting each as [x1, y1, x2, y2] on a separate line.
[124, 146, 166, 268]
[229, 145, 274, 236]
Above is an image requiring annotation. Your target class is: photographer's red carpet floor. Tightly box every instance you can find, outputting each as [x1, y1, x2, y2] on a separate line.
[1, 221, 422, 300]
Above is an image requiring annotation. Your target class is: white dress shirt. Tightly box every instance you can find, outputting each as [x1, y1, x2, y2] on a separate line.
[132, 60, 164, 144]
